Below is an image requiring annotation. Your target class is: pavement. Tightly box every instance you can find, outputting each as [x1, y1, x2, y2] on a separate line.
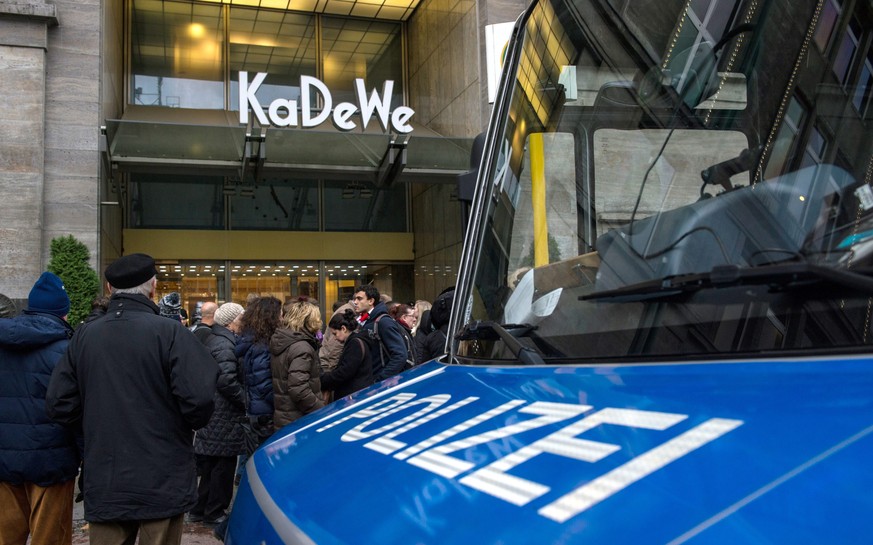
[72, 495, 223, 545]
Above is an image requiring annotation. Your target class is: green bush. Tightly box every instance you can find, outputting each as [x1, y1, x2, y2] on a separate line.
[47, 235, 100, 327]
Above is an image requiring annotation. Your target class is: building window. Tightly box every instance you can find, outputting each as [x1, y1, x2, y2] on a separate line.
[764, 96, 805, 179]
[128, 175, 409, 233]
[229, 178, 319, 230]
[853, 48, 873, 117]
[832, 16, 861, 86]
[814, 0, 841, 52]
[129, 173, 225, 228]
[323, 180, 406, 231]
[228, 8, 317, 112]
[321, 17, 404, 106]
[800, 126, 827, 170]
[130, 0, 225, 109]
[129, 2, 405, 112]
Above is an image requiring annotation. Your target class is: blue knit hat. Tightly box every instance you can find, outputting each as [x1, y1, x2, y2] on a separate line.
[27, 272, 71, 317]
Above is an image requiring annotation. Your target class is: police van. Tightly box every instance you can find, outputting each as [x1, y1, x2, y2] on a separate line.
[226, 0, 873, 541]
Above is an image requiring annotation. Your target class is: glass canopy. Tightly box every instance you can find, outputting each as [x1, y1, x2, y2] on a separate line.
[104, 109, 475, 182]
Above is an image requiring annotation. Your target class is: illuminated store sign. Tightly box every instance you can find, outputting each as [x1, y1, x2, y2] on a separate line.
[238, 72, 414, 134]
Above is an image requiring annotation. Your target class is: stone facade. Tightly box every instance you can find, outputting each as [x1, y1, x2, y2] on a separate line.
[406, 0, 527, 302]
[0, 0, 100, 304]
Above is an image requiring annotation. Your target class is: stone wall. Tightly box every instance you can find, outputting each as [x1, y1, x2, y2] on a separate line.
[0, 0, 100, 301]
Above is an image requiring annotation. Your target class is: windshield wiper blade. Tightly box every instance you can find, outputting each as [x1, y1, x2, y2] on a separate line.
[580, 262, 873, 302]
[455, 321, 545, 365]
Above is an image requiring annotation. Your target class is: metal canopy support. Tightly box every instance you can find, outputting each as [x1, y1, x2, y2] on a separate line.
[241, 127, 267, 185]
[99, 126, 114, 189]
[375, 134, 408, 188]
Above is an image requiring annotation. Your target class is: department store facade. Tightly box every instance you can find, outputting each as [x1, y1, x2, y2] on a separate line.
[0, 0, 524, 314]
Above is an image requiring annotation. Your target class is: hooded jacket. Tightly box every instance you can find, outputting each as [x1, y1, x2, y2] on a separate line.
[269, 328, 323, 430]
[45, 293, 217, 522]
[0, 312, 79, 486]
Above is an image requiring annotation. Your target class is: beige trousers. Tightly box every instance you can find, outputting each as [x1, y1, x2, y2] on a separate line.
[0, 480, 75, 545]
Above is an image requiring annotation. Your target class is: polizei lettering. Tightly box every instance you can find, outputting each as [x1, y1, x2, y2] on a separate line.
[314, 393, 743, 523]
[238, 71, 414, 133]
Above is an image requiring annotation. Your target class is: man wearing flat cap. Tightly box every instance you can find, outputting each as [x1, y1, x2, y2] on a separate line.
[47, 253, 218, 545]
[0, 272, 80, 545]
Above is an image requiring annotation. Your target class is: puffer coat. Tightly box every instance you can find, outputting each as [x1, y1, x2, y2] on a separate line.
[269, 328, 323, 430]
[194, 324, 246, 457]
[0, 311, 79, 487]
[236, 334, 274, 421]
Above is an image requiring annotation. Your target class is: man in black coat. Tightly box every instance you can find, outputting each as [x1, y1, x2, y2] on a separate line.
[46, 253, 217, 545]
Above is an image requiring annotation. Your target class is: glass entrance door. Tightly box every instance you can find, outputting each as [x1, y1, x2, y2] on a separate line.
[155, 260, 413, 321]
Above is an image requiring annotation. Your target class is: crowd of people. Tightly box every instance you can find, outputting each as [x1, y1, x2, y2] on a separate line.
[0, 252, 455, 545]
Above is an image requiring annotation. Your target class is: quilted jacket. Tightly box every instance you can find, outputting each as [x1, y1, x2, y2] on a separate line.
[194, 324, 246, 457]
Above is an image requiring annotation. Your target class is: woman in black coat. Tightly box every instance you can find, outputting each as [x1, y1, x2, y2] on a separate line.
[190, 303, 246, 525]
[321, 309, 374, 399]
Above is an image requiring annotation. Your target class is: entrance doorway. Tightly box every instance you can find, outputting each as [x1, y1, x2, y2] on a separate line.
[154, 260, 413, 323]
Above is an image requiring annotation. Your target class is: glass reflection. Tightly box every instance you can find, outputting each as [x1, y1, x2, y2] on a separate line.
[130, 0, 225, 109]
[229, 8, 317, 112]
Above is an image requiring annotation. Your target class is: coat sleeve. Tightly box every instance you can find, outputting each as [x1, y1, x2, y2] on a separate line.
[318, 333, 344, 371]
[46, 343, 83, 425]
[375, 318, 408, 381]
[208, 334, 245, 410]
[285, 347, 323, 415]
[414, 330, 431, 364]
[169, 327, 218, 429]
[321, 337, 366, 391]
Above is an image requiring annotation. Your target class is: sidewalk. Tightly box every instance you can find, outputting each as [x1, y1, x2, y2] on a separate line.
[72, 498, 222, 545]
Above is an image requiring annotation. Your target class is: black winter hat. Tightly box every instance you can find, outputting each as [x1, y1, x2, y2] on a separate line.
[27, 272, 71, 317]
[105, 253, 157, 289]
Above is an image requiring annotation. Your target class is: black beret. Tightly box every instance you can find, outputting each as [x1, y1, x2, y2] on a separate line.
[105, 253, 157, 289]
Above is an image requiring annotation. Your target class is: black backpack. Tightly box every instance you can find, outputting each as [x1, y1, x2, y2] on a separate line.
[364, 314, 416, 376]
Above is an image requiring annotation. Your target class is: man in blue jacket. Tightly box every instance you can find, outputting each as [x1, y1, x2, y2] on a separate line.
[0, 272, 80, 545]
[353, 285, 410, 381]
[47, 253, 217, 545]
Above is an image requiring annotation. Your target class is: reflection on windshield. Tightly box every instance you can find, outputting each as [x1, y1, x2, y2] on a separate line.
[459, 0, 873, 363]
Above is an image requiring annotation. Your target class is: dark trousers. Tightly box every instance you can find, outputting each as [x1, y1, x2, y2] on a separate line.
[192, 455, 236, 520]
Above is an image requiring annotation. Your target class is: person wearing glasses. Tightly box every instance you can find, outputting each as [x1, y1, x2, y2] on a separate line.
[389, 303, 419, 370]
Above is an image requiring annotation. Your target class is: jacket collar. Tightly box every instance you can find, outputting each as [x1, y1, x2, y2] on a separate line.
[108, 293, 161, 314]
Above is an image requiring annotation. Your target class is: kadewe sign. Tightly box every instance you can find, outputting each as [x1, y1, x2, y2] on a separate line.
[238, 71, 414, 134]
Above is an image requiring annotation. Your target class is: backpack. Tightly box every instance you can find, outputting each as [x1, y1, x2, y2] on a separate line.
[364, 314, 416, 376]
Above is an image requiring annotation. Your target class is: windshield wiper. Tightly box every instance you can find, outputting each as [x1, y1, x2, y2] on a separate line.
[455, 321, 546, 365]
[580, 262, 873, 302]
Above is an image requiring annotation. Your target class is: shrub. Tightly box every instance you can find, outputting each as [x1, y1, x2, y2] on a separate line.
[47, 235, 100, 327]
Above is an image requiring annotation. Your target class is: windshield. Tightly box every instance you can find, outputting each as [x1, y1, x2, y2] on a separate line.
[452, 0, 873, 363]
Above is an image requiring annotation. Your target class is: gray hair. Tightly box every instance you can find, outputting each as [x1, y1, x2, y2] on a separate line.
[112, 276, 156, 297]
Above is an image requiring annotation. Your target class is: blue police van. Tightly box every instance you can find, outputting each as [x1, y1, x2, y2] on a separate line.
[226, 0, 873, 541]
